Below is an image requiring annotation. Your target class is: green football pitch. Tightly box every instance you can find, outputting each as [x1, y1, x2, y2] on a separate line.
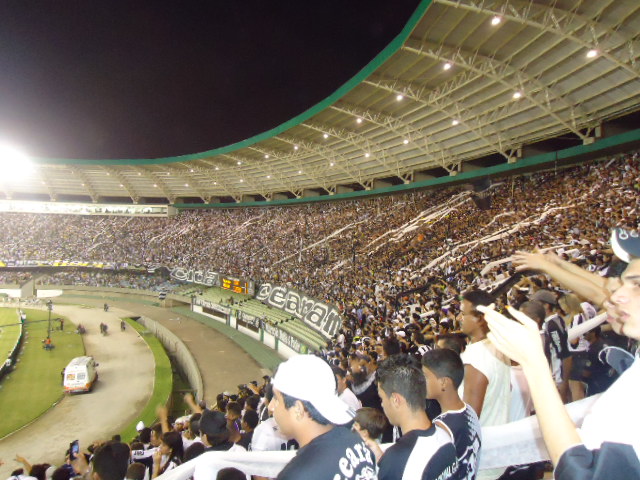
[0, 308, 84, 439]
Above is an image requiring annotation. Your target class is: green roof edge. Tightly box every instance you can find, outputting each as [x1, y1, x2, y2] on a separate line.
[173, 127, 640, 209]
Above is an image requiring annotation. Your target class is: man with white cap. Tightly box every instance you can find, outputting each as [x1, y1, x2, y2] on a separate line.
[270, 354, 377, 480]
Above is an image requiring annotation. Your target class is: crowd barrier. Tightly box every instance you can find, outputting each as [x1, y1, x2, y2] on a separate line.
[192, 301, 307, 358]
[155, 395, 599, 480]
[0, 320, 23, 383]
[135, 316, 204, 402]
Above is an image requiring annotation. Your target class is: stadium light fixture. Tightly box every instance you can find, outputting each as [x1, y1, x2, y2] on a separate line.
[153, 184, 158, 188]
[451, 119, 459, 126]
[403, 139, 409, 144]
[294, 145, 299, 150]
[184, 183, 189, 187]
[512, 91, 522, 99]
[190, 168, 194, 172]
[215, 166, 219, 170]
[267, 175, 271, 179]
[356, 117, 363, 124]
[491, 16, 502, 26]
[0, 144, 33, 184]
[237, 161, 242, 165]
[239, 179, 244, 182]
[586, 49, 598, 58]
[298, 170, 302, 174]
[365, 153, 370, 158]
[330, 162, 335, 167]
[323, 133, 329, 139]
[264, 154, 269, 159]
[443, 62, 452, 71]
[396, 94, 403, 101]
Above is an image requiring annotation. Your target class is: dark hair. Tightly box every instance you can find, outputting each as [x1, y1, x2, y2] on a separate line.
[281, 392, 331, 425]
[216, 467, 247, 480]
[203, 429, 231, 448]
[245, 395, 261, 411]
[462, 289, 494, 310]
[184, 442, 205, 462]
[354, 407, 388, 439]
[376, 354, 426, 411]
[161, 431, 184, 461]
[242, 410, 260, 430]
[29, 464, 51, 480]
[421, 348, 465, 389]
[331, 365, 347, 379]
[226, 401, 242, 417]
[150, 423, 163, 438]
[138, 427, 152, 444]
[519, 300, 546, 325]
[51, 467, 72, 480]
[437, 335, 465, 355]
[130, 442, 144, 452]
[125, 463, 146, 480]
[92, 442, 130, 480]
[263, 383, 274, 402]
[189, 412, 202, 436]
[382, 337, 401, 357]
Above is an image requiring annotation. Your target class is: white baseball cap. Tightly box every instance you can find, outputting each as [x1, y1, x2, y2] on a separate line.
[273, 355, 354, 425]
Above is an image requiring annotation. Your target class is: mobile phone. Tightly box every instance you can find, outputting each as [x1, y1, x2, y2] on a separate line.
[69, 440, 79, 461]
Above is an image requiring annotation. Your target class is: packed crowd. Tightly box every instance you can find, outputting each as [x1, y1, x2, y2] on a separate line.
[35, 272, 180, 293]
[0, 271, 33, 285]
[1, 152, 639, 479]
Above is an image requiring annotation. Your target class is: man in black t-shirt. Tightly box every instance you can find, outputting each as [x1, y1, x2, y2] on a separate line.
[373, 354, 459, 480]
[271, 354, 377, 480]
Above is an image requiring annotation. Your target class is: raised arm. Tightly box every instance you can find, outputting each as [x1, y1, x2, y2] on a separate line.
[512, 250, 609, 306]
[477, 305, 581, 465]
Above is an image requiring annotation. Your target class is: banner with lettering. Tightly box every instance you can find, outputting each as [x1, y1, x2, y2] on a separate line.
[255, 283, 342, 338]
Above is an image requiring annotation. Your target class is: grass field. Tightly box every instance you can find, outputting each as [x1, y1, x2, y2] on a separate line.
[0, 308, 84, 439]
[0, 309, 22, 364]
[118, 318, 172, 442]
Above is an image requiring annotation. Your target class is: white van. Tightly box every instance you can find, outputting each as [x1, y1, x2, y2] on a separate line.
[63, 356, 98, 393]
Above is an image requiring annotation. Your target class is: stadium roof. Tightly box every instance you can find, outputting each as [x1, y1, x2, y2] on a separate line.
[14, 0, 640, 204]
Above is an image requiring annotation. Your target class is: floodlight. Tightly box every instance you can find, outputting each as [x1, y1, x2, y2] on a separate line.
[0, 144, 32, 183]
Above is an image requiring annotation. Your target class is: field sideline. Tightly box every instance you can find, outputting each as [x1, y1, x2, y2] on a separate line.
[0, 308, 84, 439]
[0, 308, 22, 367]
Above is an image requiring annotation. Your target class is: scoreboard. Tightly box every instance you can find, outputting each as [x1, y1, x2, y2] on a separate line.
[221, 276, 253, 295]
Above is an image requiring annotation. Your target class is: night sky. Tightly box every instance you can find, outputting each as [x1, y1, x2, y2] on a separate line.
[0, 1, 422, 160]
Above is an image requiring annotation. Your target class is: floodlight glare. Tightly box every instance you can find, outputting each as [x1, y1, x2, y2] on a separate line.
[491, 16, 502, 25]
[443, 62, 452, 71]
[0, 144, 32, 183]
[586, 49, 598, 58]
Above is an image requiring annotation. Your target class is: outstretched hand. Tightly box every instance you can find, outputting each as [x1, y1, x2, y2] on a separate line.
[511, 248, 559, 272]
[477, 305, 545, 368]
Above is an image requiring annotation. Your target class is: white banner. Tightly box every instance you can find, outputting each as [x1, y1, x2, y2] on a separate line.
[170, 267, 220, 286]
[256, 283, 342, 338]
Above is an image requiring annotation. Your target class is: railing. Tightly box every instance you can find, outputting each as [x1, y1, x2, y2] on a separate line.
[135, 316, 204, 401]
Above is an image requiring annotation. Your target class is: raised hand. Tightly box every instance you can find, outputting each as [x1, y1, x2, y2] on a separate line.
[477, 305, 545, 368]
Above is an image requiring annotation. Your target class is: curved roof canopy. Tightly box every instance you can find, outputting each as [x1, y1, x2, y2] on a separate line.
[15, 0, 640, 203]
